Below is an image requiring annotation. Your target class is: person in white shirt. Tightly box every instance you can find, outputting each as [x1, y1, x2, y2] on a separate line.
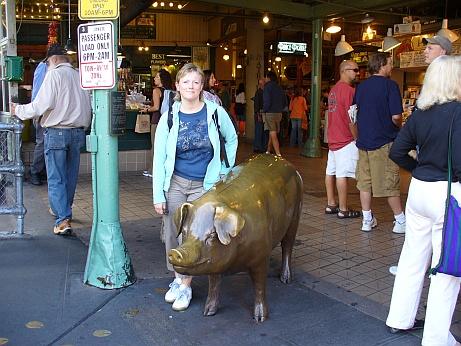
[11, 44, 91, 236]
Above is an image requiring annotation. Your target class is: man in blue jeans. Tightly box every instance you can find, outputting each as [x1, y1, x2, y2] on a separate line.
[11, 44, 91, 235]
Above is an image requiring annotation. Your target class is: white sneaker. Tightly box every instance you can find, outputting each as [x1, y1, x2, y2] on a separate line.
[392, 220, 406, 234]
[389, 266, 398, 276]
[361, 216, 378, 232]
[172, 284, 192, 311]
[164, 278, 182, 303]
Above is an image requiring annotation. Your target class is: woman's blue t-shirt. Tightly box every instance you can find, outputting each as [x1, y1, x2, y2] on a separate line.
[174, 105, 213, 181]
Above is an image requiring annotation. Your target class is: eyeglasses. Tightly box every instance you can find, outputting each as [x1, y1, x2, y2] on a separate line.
[345, 68, 359, 72]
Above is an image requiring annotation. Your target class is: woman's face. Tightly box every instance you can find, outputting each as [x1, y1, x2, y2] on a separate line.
[154, 73, 161, 87]
[208, 73, 216, 88]
[176, 71, 203, 102]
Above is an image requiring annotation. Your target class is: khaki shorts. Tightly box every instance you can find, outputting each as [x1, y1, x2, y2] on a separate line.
[356, 143, 401, 197]
[263, 113, 282, 132]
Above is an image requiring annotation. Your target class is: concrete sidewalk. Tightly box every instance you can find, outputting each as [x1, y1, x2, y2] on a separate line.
[0, 181, 422, 346]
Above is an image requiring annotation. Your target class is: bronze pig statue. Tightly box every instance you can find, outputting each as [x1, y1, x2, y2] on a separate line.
[169, 154, 303, 322]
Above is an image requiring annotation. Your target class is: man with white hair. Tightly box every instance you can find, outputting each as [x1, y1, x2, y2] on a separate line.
[11, 44, 91, 236]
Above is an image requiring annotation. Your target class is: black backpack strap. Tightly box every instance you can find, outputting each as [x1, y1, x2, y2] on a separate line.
[212, 109, 230, 168]
[167, 92, 175, 130]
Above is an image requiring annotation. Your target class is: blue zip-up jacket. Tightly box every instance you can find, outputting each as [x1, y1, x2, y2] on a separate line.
[153, 99, 238, 204]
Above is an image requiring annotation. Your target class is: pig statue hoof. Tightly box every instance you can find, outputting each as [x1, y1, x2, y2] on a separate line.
[280, 271, 292, 284]
[253, 303, 268, 323]
[203, 299, 219, 316]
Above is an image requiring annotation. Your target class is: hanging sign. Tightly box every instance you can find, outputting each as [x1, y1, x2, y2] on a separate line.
[77, 21, 115, 90]
[277, 42, 307, 55]
[78, 0, 119, 20]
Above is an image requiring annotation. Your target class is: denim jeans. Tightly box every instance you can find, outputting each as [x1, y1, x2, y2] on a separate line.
[44, 127, 85, 225]
[31, 122, 45, 175]
[253, 113, 268, 152]
[290, 119, 302, 147]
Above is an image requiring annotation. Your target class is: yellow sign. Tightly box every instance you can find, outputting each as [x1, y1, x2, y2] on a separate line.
[79, 0, 119, 20]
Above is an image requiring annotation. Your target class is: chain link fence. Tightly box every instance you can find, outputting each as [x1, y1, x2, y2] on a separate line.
[0, 117, 26, 234]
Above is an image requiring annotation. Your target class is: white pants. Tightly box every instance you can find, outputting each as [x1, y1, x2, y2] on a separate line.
[386, 178, 461, 346]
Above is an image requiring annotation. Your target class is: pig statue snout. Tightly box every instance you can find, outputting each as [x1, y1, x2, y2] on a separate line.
[168, 242, 200, 268]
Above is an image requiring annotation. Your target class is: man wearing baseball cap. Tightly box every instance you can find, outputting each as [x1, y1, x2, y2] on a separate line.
[423, 35, 452, 64]
[11, 44, 91, 236]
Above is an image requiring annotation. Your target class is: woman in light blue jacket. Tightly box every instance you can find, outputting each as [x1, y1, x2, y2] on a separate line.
[152, 63, 238, 312]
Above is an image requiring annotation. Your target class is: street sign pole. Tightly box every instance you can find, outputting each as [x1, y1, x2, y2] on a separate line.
[82, 13, 135, 288]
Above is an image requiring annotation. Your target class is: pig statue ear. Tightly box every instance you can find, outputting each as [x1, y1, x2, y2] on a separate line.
[213, 205, 245, 245]
[173, 202, 193, 237]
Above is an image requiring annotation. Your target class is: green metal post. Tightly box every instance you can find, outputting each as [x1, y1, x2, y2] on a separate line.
[301, 18, 322, 158]
[83, 17, 135, 289]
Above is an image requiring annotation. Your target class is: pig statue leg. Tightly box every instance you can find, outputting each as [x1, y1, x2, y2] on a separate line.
[280, 203, 301, 284]
[204, 274, 222, 316]
[249, 259, 269, 322]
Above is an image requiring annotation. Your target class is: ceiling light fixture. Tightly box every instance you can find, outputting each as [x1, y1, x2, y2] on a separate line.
[334, 35, 353, 56]
[223, 54, 230, 61]
[262, 14, 269, 24]
[360, 13, 374, 24]
[326, 23, 341, 34]
[437, 18, 459, 42]
[64, 0, 76, 54]
[382, 28, 401, 52]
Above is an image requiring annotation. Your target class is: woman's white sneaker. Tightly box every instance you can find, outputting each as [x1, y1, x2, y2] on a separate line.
[172, 284, 192, 311]
[389, 266, 398, 276]
[164, 278, 182, 303]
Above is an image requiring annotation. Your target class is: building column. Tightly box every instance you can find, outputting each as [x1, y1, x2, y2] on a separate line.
[301, 18, 322, 157]
[245, 19, 264, 142]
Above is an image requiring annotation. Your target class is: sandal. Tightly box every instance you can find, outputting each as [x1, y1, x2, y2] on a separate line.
[325, 205, 340, 214]
[337, 209, 361, 219]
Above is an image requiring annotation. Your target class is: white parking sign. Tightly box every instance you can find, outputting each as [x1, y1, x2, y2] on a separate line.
[78, 21, 115, 89]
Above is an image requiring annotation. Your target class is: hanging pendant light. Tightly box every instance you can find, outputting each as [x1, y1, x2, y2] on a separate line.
[437, 19, 459, 43]
[382, 28, 401, 52]
[360, 13, 374, 24]
[335, 35, 353, 56]
[326, 22, 341, 34]
[64, 0, 76, 54]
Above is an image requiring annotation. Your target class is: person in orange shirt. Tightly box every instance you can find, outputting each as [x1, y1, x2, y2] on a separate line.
[289, 87, 307, 147]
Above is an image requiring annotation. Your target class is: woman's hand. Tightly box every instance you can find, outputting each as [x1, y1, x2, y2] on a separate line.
[154, 202, 168, 215]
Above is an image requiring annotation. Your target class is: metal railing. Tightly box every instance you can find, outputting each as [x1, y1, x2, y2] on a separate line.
[0, 114, 26, 234]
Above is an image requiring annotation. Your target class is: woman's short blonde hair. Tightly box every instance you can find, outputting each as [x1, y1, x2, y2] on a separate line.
[174, 63, 204, 101]
[417, 55, 461, 110]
